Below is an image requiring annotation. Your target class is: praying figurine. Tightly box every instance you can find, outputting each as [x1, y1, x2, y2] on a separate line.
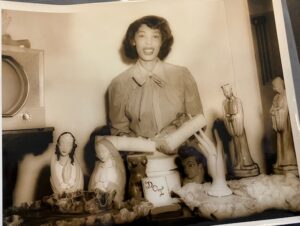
[221, 84, 259, 178]
[270, 77, 298, 176]
[88, 138, 126, 208]
[50, 132, 84, 194]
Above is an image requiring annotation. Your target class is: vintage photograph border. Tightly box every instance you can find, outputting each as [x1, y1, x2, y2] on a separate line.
[1, 0, 300, 225]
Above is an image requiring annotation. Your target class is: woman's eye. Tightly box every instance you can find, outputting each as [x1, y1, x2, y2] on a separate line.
[188, 163, 195, 168]
[153, 35, 160, 39]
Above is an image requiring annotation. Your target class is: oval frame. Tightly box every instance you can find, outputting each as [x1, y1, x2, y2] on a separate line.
[2, 55, 30, 117]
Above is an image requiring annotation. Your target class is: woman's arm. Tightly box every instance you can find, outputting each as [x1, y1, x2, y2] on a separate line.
[183, 67, 203, 116]
[108, 79, 134, 136]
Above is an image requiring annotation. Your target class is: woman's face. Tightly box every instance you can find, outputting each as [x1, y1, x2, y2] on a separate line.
[58, 134, 73, 156]
[183, 156, 199, 179]
[133, 24, 162, 62]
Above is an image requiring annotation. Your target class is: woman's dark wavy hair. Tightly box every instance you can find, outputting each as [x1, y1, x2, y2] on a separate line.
[55, 132, 77, 165]
[123, 15, 174, 60]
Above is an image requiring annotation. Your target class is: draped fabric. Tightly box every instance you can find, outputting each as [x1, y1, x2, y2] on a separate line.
[108, 60, 203, 138]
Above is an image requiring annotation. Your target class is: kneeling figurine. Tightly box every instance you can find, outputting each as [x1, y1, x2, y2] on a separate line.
[88, 138, 126, 208]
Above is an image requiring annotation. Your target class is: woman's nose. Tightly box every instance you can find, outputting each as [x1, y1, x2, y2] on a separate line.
[145, 36, 152, 45]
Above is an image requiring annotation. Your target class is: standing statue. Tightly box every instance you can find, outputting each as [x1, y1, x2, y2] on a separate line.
[221, 84, 259, 178]
[270, 77, 298, 175]
[50, 132, 84, 194]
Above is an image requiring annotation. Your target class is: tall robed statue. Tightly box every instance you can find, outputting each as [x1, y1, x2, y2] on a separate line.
[270, 77, 298, 176]
[221, 84, 259, 178]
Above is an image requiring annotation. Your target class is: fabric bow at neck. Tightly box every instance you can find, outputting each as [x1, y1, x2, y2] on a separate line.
[133, 73, 165, 87]
[132, 60, 166, 87]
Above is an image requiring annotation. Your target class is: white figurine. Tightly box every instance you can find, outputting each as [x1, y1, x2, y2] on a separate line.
[50, 132, 83, 194]
[270, 77, 298, 175]
[193, 128, 232, 197]
[222, 84, 259, 178]
[88, 138, 126, 208]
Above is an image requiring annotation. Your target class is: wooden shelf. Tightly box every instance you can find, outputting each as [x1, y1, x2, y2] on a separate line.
[2, 127, 55, 208]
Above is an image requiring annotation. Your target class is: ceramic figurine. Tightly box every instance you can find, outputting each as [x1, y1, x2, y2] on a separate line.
[50, 132, 83, 194]
[221, 84, 259, 178]
[127, 155, 147, 201]
[270, 77, 298, 175]
[180, 155, 204, 185]
[88, 138, 126, 208]
[193, 128, 232, 197]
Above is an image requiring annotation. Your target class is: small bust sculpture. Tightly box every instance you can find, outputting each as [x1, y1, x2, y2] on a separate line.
[50, 132, 84, 194]
[127, 155, 147, 201]
[179, 147, 205, 185]
[181, 156, 204, 185]
[270, 77, 298, 175]
[221, 84, 259, 178]
[88, 138, 126, 208]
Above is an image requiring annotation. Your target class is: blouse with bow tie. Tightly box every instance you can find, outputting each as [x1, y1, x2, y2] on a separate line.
[108, 60, 203, 138]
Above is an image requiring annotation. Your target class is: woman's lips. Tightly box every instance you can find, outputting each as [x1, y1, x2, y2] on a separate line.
[143, 48, 154, 55]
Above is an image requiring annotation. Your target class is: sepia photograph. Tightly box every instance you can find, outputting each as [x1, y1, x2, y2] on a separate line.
[1, 0, 300, 225]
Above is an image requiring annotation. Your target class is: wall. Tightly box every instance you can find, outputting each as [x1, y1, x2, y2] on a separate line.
[3, 0, 265, 203]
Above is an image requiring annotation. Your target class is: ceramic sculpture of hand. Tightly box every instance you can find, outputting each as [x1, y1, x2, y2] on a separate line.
[194, 129, 232, 197]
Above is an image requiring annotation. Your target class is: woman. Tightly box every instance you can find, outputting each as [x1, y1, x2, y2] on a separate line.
[108, 15, 204, 146]
[107, 16, 231, 197]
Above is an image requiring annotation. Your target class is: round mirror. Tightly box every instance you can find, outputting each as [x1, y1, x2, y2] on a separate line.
[2, 55, 29, 117]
